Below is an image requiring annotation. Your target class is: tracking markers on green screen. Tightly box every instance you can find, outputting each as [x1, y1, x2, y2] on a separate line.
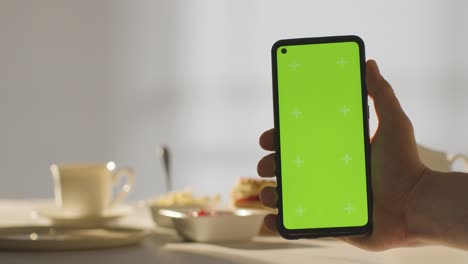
[277, 42, 368, 229]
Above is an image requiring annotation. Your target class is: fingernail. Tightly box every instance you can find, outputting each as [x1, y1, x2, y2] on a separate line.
[371, 60, 380, 75]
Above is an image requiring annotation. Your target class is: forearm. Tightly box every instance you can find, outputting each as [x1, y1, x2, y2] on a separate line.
[406, 168, 468, 249]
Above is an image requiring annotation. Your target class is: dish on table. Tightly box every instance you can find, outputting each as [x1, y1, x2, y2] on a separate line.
[36, 205, 132, 226]
[0, 225, 150, 250]
[159, 208, 266, 242]
[148, 190, 220, 228]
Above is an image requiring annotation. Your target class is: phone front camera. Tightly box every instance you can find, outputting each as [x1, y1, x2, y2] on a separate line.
[281, 48, 287, 54]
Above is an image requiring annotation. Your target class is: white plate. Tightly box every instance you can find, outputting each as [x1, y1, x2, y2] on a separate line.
[0, 226, 150, 250]
[36, 205, 132, 226]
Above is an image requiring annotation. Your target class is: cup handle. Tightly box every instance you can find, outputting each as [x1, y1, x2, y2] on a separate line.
[109, 168, 135, 208]
[448, 154, 468, 171]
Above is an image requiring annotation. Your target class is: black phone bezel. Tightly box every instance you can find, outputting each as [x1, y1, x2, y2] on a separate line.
[271, 35, 373, 239]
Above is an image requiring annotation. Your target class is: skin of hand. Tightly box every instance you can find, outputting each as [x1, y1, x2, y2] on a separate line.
[257, 60, 428, 251]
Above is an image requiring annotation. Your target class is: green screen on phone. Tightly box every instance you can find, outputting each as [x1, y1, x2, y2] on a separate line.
[276, 41, 369, 230]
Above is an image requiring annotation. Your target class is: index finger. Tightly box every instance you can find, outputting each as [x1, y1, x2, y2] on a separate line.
[259, 129, 275, 151]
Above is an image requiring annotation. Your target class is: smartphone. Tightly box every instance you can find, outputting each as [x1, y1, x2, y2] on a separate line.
[271, 35, 372, 239]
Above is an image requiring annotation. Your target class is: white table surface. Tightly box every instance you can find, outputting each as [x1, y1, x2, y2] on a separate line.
[1, 200, 467, 264]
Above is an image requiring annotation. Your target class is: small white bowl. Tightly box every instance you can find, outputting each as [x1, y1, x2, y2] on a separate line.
[149, 205, 200, 228]
[159, 209, 266, 242]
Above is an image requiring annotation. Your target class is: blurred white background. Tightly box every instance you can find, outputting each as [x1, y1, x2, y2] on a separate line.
[1, 0, 467, 202]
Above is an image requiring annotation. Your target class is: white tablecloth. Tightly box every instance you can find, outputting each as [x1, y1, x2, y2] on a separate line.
[1, 200, 467, 264]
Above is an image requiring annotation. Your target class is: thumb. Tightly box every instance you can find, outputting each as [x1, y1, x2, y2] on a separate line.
[366, 60, 406, 125]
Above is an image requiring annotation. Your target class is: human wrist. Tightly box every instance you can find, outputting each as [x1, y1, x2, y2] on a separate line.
[405, 168, 468, 249]
[405, 167, 441, 246]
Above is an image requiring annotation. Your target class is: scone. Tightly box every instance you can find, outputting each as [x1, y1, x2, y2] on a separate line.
[231, 178, 277, 209]
[231, 178, 278, 235]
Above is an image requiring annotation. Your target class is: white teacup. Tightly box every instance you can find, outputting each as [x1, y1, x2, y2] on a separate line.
[50, 162, 135, 217]
[417, 144, 468, 172]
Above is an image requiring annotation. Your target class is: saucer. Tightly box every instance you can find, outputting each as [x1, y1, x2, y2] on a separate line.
[37, 205, 132, 226]
[0, 225, 150, 250]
